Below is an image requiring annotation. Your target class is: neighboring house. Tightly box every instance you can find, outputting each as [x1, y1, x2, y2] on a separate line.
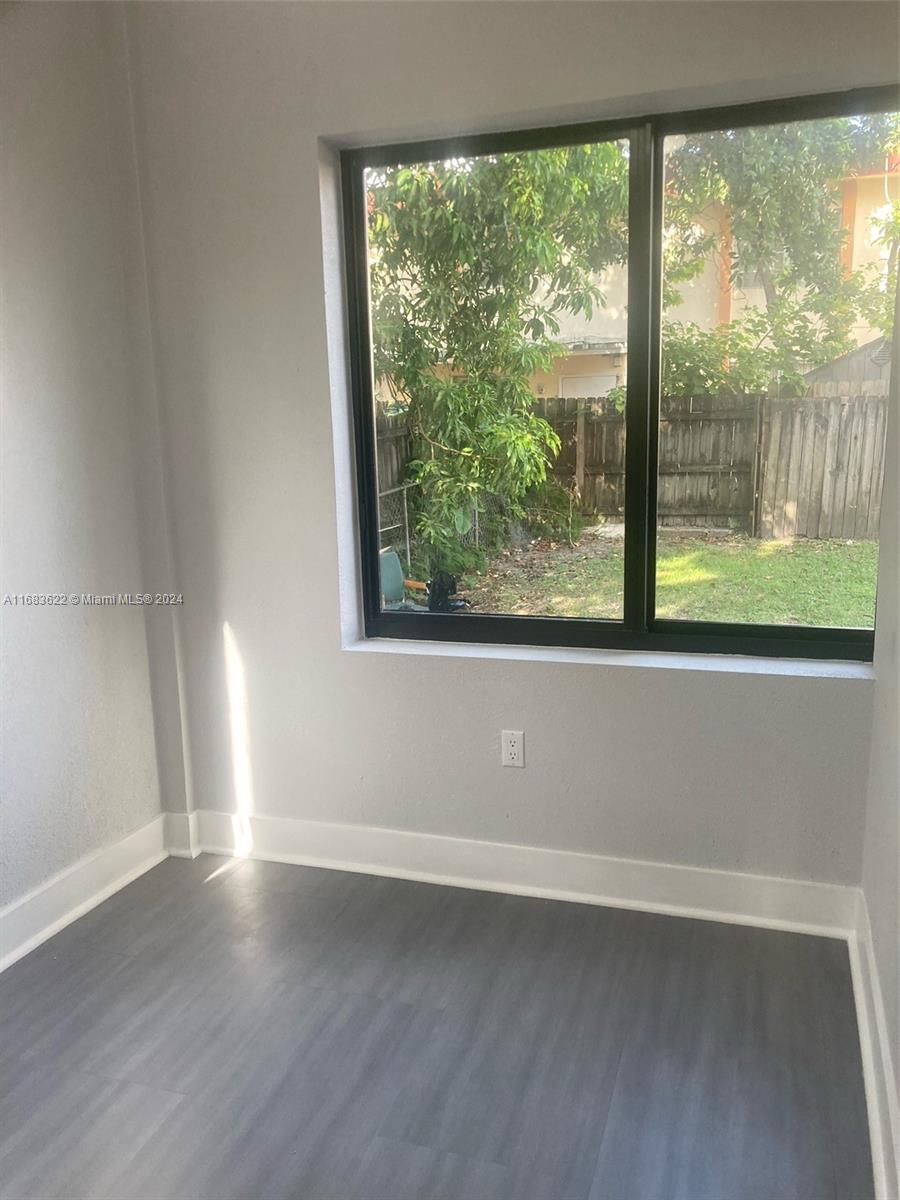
[536, 158, 899, 399]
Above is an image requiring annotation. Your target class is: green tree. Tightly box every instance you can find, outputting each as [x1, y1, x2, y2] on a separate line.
[663, 114, 899, 392]
[367, 144, 629, 567]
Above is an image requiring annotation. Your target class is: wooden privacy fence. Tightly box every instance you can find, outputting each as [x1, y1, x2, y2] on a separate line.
[534, 385, 888, 537]
[535, 393, 762, 529]
[758, 385, 888, 539]
[376, 381, 888, 539]
[376, 411, 411, 492]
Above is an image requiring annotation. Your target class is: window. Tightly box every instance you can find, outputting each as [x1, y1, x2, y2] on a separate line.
[343, 87, 898, 660]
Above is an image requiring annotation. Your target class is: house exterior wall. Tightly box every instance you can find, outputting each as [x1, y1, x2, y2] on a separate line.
[531, 352, 624, 398]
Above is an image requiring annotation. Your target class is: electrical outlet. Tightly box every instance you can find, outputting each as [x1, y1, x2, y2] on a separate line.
[501, 730, 525, 768]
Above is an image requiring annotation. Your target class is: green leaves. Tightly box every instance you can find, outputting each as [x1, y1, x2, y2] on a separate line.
[662, 114, 898, 395]
[452, 508, 473, 537]
[366, 142, 630, 569]
[665, 115, 897, 319]
[661, 285, 864, 398]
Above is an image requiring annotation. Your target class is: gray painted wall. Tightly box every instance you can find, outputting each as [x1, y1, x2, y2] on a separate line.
[0, 3, 162, 904]
[124, 0, 895, 887]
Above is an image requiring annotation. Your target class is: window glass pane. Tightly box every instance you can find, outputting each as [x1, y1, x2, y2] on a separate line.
[656, 112, 897, 629]
[365, 139, 629, 619]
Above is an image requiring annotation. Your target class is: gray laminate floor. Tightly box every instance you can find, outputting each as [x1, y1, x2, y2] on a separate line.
[0, 855, 872, 1200]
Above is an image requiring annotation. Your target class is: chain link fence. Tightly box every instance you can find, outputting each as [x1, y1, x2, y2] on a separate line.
[378, 485, 513, 569]
[377, 483, 414, 569]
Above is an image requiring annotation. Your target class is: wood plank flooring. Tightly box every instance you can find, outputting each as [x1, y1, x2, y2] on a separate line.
[0, 855, 873, 1200]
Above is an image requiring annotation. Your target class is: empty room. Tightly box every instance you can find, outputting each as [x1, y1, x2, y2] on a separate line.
[2, 2, 899, 1198]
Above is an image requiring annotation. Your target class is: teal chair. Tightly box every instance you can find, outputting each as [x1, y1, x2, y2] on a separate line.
[380, 551, 428, 611]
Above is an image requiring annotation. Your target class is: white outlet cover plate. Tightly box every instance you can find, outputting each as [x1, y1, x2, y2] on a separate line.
[501, 730, 525, 767]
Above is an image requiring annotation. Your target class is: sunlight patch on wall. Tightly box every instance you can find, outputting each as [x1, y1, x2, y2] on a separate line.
[223, 621, 254, 857]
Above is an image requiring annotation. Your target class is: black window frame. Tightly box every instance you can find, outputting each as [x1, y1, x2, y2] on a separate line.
[341, 85, 899, 662]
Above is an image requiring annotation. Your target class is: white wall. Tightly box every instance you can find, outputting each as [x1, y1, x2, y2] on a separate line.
[0, 4, 162, 904]
[119, 0, 900, 890]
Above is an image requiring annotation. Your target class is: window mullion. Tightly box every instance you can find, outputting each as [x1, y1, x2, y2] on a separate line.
[343, 153, 383, 635]
[645, 129, 664, 629]
[623, 122, 657, 633]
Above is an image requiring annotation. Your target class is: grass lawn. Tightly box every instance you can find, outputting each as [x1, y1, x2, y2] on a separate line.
[467, 531, 878, 628]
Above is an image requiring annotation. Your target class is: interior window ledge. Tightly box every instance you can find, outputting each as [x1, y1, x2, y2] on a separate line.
[343, 635, 875, 680]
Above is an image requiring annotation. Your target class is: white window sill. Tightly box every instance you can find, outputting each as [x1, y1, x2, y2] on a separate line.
[343, 635, 874, 680]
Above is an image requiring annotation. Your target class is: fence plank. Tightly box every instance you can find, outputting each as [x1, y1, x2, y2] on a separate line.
[855, 399, 878, 538]
[817, 399, 840, 538]
[575, 407, 586, 503]
[830, 401, 853, 540]
[868, 398, 886, 540]
[801, 410, 816, 537]
[758, 403, 776, 537]
[805, 403, 828, 539]
[772, 404, 792, 538]
[842, 398, 864, 539]
[781, 404, 802, 537]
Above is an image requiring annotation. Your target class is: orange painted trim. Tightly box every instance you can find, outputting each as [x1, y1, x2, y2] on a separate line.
[839, 179, 857, 274]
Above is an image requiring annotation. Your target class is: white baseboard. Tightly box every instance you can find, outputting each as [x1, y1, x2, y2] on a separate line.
[164, 810, 200, 859]
[0, 803, 861, 963]
[194, 808, 858, 937]
[0, 815, 167, 973]
[0, 807, 859, 976]
[851, 896, 900, 1200]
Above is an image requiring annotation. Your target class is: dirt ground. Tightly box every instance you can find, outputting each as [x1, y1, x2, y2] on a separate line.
[464, 523, 626, 613]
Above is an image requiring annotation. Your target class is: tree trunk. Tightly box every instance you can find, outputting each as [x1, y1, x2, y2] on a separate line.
[756, 263, 779, 312]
